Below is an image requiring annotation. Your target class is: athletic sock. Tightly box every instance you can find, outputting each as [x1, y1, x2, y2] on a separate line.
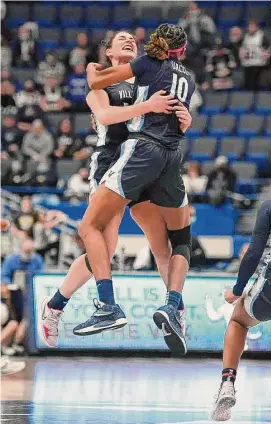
[96, 279, 115, 305]
[222, 368, 237, 384]
[177, 297, 184, 311]
[166, 290, 181, 309]
[48, 290, 70, 310]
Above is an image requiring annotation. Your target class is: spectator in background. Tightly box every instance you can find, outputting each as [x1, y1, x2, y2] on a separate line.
[39, 77, 71, 112]
[183, 162, 207, 202]
[207, 156, 237, 206]
[53, 118, 84, 160]
[36, 52, 65, 88]
[1, 288, 25, 356]
[66, 63, 87, 111]
[206, 37, 236, 90]
[227, 26, 243, 67]
[69, 32, 98, 70]
[1, 70, 17, 112]
[239, 20, 270, 91]
[1, 111, 23, 160]
[134, 27, 146, 55]
[33, 210, 65, 262]
[65, 167, 89, 202]
[179, 1, 217, 55]
[30, 160, 57, 187]
[15, 79, 40, 108]
[22, 119, 54, 163]
[1, 239, 44, 353]
[1, 37, 12, 70]
[12, 196, 39, 240]
[15, 80, 44, 132]
[2, 159, 28, 187]
[13, 24, 38, 69]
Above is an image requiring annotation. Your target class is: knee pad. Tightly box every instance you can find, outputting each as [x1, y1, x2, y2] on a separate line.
[85, 254, 92, 273]
[167, 225, 191, 265]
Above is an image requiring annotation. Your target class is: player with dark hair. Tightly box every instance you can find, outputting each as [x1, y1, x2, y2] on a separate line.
[38, 31, 192, 349]
[75, 24, 195, 355]
[212, 200, 271, 421]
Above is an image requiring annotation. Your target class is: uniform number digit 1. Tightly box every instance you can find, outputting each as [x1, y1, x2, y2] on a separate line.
[170, 73, 188, 102]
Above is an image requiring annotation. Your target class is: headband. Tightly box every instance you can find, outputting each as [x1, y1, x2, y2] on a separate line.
[167, 41, 187, 58]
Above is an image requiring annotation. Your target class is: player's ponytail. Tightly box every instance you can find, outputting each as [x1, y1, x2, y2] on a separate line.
[145, 23, 187, 61]
[144, 32, 169, 60]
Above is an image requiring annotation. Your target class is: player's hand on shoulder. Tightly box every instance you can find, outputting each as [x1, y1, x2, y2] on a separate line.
[86, 63, 103, 73]
[224, 288, 240, 304]
[147, 90, 178, 114]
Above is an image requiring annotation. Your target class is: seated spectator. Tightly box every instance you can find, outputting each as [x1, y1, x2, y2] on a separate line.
[239, 20, 270, 91]
[33, 211, 65, 262]
[13, 24, 38, 69]
[69, 32, 98, 70]
[1, 70, 17, 112]
[65, 167, 89, 202]
[206, 37, 236, 90]
[1, 239, 44, 351]
[36, 52, 65, 88]
[183, 162, 207, 202]
[40, 77, 71, 112]
[30, 160, 57, 187]
[11, 196, 39, 239]
[22, 119, 54, 163]
[1, 293, 25, 356]
[179, 1, 217, 55]
[15, 79, 40, 108]
[53, 118, 84, 160]
[66, 63, 87, 111]
[1, 37, 12, 70]
[2, 160, 29, 187]
[134, 27, 146, 56]
[1, 111, 23, 160]
[15, 80, 43, 132]
[206, 156, 237, 206]
[227, 26, 243, 67]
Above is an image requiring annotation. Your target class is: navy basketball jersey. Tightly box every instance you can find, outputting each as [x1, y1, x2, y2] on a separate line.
[129, 55, 195, 149]
[86, 81, 134, 147]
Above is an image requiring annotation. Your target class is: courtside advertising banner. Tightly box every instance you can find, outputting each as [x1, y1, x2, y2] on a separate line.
[32, 274, 271, 352]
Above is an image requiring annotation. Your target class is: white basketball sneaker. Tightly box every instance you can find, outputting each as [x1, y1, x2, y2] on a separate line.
[38, 297, 63, 347]
[211, 381, 236, 421]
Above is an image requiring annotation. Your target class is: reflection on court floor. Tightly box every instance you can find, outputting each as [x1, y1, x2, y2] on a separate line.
[1, 357, 271, 424]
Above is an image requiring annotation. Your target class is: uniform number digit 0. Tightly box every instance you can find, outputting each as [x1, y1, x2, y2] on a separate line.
[170, 73, 188, 102]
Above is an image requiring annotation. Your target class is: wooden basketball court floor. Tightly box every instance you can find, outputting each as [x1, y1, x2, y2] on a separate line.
[1, 357, 271, 424]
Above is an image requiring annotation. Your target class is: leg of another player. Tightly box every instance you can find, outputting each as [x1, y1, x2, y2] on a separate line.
[153, 204, 190, 356]
[73, 185, 129, 336]
[130, 201, 171, 285]
[40, 208, 124, 347]
[211, 298, 259, 421]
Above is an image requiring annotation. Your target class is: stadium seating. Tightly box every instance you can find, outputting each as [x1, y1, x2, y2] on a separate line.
[209, 114, 236, 137]
[86, 5, 110, 28]
[33, 5, 57, 28]
[219, 137, 245, 162]
[7, 3, 30, 28]
[228, 92, 254, 115]
[189, 137, 217, 162]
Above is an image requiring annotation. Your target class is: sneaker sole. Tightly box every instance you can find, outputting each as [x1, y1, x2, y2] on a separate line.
[153, 310, 187, 356]
[73, 318, 127, 336]
[38, 297, 57, 348]
[211, 396, 236, 421]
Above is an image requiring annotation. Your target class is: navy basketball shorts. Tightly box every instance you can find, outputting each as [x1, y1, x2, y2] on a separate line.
[88, 145, 150, 207]
[244, 257, 271, 322]
[88, 145, 118, 196]
[101, 137, 188, 208]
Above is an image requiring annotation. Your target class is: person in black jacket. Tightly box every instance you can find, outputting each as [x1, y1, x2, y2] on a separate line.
[13, 25, 38, 68]
[207, 156, 236, 206]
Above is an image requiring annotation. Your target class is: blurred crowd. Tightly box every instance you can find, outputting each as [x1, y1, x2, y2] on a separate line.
[1, 2, 271, 188]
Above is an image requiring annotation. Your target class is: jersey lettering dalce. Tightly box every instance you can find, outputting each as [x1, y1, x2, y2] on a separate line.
[86, 80, 134, 147]
[130, 55, 195, 149]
